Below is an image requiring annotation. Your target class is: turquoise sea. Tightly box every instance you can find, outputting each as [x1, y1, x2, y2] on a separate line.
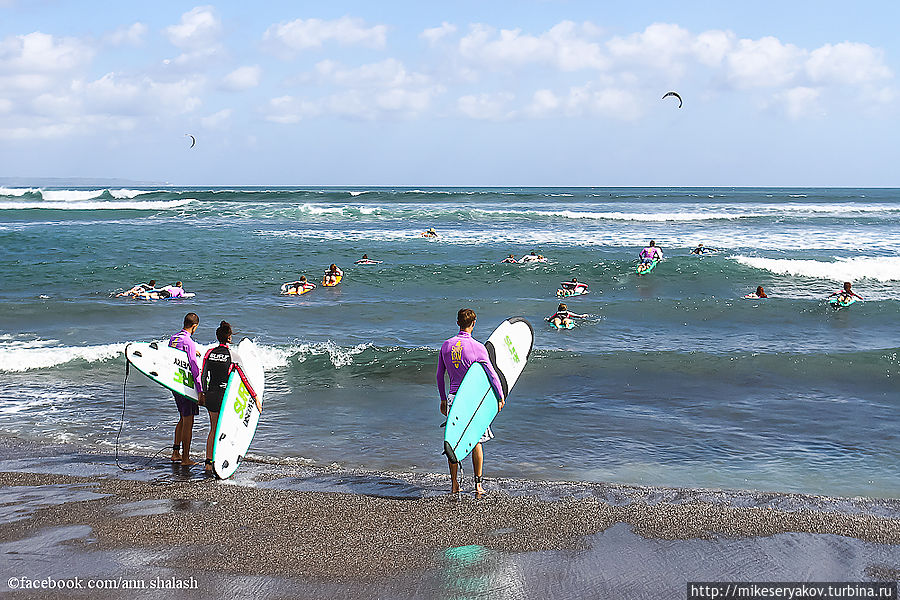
[0, 186, 898, 498]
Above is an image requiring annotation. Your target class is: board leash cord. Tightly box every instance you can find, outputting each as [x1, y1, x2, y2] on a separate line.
[116, 358, 171, 472]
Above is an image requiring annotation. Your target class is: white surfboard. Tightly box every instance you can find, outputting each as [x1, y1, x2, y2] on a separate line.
[212, 338, 265, 479]
[125, 341, 201, 400]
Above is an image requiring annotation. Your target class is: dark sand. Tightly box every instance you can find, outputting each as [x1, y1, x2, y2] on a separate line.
[1, 445, 899, 598]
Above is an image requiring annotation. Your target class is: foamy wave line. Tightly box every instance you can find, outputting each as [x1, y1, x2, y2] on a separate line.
[475, 208, 755, 222]
[0, 199, 192, 211]
[39, 189, 105, 201]
[732, 256, 900, 282]
[261, 340, 373, 369]
[0, 187, 37, 197]
[0, 342, 125, 372]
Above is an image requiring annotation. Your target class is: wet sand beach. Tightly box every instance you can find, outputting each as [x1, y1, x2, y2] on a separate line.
[1, 443, 899, 599]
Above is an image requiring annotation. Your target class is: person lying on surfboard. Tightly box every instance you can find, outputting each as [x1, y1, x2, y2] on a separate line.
[500, 254, 518, 263]
[546, 303, 587, 328]
[640, 240, 664, 264]
[324, 264, 343, 286]
[422, 227, 438, 238]
[354, 254, 382, 264]
[557, 278, 588, 296]
[743, 285, 768, 299]
[136, 281, 189, 300]
[829, 282, 863, 303]
[436, 308, 505, 497]
[690, 243, 718, 255]
[283, 276, 315, 294]
[117, 279, 156, 297]
[201, 320, 258, 473]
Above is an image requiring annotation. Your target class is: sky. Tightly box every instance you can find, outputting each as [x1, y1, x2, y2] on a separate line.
[1, 0, 898, 186]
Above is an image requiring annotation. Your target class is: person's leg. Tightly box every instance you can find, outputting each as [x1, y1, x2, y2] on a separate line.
[205, 412, 219, 470]
[448, 460, 460, 493]
[180, 415, 196, 466]
[471, 443, 484, 496]
[172, 419, 183, 461]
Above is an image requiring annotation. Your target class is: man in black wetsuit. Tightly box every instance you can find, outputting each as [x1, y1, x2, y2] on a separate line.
[201, 321, 236, 472]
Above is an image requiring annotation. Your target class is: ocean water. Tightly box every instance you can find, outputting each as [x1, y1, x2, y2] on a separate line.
[0, 186, 898, 499]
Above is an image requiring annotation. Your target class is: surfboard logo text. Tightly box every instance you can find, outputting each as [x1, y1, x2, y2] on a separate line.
[233, 383, 250, 417]
[173, 368, 194, 389]
[503, 336, 519, 363]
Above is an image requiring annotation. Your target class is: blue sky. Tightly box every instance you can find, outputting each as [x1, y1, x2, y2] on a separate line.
[1, 0, 898, 186]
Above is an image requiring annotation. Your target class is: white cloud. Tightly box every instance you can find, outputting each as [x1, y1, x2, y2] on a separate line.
[691, 30, 735, 67]
[106, 22, 148, 47]
[421, 22, 457, 45]
[201, 108, 232, 129]
[312, 58, 429, 88]
[523, 89, 561, 117]
[222, 65, 261, 91]
[165, 6, 221, 49]
[0, 32, 94, 75]
[607, 22, 694, 72]
[457, 92, 515, 120]
[458, 21, 608, 72]
[776, 86, 823, 119]
[163, 6, 224, 67]
[265, 95, 320, 124]
[263, 16, 387, 56]
[806, 42, 892, 86]
[726, 36, 806, 89]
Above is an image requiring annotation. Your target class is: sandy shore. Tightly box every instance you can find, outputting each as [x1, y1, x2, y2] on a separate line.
[1, 445, 899, 598]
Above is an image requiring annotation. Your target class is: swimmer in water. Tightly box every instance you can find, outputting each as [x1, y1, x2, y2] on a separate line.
[545, 303, 587, 328]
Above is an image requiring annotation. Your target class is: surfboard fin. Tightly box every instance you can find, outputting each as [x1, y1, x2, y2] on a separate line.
[443, 441, 459, 464]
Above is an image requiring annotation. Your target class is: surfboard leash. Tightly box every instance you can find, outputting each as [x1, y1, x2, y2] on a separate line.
[116, 358, 170, 472]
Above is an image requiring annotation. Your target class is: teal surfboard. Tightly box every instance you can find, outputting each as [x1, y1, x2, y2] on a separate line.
[443, 317, 534, 464]
[636, 259, 658, 275]
[829, 295, 857, 309]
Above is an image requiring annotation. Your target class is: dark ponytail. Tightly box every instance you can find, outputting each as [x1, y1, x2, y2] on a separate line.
[216, 321, 232, 344]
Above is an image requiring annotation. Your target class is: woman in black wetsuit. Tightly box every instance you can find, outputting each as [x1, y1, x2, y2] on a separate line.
[201, 321, 237, 472]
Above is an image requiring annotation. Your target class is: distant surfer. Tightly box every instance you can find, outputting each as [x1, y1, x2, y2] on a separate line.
[829, 282, 862, 303]
[436, 308, 505, 497]
[201, 321, 257, 473]
[282, 275, 315, 295]
[519, 251, 546, 263]
[546, 303, 587, 328]
[422, 227, 438, 238]
[744, 286, 768, 299]
[355, 254, 382, 265]
[640, 240, 664, 264]
[169, 313, 205, 466]
[117, 279, 156, 297]
[500, 254, 518, 263]
[691, 243, 717, 255]
[557, 278, 588, 297]
[324, 264, 343, 286]
[161, 281, 187, 298]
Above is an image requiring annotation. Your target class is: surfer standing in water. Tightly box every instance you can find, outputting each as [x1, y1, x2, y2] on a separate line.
[201, 321, 257, 473]
[436, 308, 505, 497]
[169, 312, 205, 466]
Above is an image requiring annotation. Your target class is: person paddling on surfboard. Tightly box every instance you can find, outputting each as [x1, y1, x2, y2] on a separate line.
[744, 285, 768, 299]
[355, 254, 382, 265]
[829, 281, 863, 303]
[169, 312, 205, 466]
[201, 321, 258, 473]
[640, 240, 663, 264]
[437, 308, 505, 497]
[557, 278, 588, 296]
[324, 264, 343, 286]
[546, 303, 587, 328]
[500, 254, 518, 263]
[117, 279, 156, 297]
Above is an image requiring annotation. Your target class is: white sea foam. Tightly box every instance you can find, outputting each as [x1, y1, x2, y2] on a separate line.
[39, 189, 105, 201]
[349, 191, 369, 197]
[732, 256, 900, 282]
[0, 187, 36, 197]
[0, 199, 192, 210]
[0, 340, 125, 372]
[109, 189, 155, 199]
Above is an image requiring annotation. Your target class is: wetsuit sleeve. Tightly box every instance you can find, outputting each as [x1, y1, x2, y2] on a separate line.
[473, 343, 504, 401]
[436, 343, 448, 403]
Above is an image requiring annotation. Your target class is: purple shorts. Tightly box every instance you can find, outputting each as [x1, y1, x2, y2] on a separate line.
[173, 391, 199, 417]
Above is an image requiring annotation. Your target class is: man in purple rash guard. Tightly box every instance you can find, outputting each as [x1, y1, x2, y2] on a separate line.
[437, 308, 505, 496]
[169, 312, 205, 466]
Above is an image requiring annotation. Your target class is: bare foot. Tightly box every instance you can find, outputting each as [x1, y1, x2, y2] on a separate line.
[451, 480, 460, 494]
[170, 452, 181, 462]
[204, 462, 213, 472]
[181, 458, 198, 467]
[475, 483, 485, 499]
